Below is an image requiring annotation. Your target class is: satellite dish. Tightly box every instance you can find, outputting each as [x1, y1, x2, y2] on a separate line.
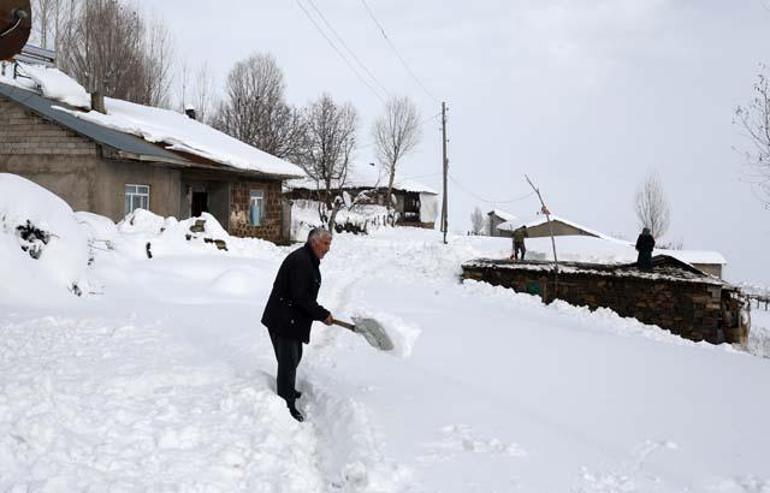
[0, 0, 32, 61]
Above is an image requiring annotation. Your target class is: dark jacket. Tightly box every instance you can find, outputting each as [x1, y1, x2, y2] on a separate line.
[261, 243, 330, 343]
[513, 227, 528, 244]
[635, 232, 655, 269]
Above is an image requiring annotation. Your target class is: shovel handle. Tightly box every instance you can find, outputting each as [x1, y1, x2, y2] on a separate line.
[332, 319, 355, 331]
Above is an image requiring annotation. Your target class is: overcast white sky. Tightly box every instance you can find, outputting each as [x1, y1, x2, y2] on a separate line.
[139, 0, 770, 284]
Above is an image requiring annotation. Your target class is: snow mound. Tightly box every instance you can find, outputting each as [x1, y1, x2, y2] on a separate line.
[118, 208, 176, 235]
[0, 173, 91, 301]
[75, 211, 119, 249]
[210, 269, 258, 297]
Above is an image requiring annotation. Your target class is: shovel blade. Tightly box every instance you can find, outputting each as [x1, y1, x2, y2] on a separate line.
[352, 317, 394, 351]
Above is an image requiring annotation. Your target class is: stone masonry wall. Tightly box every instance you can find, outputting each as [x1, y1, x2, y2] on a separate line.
[0, 97, 101, 211]
[462, 264, 743, 345]
[229, 180, 284, 243]
[0, 98, 97, 157]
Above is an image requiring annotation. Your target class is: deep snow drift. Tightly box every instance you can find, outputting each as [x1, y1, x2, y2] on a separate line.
[1, 174, 769, 492]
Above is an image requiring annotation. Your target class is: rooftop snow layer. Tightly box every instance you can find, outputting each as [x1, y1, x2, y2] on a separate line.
[498, 217, 727, 267]
[8, 63, 306, 178]
[488, 209, 517, 221]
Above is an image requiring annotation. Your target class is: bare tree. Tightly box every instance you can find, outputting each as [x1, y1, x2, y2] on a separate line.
[213, 53, 305, 159]
[298, 93, 358, 233]
[178, 62, 216, 124]
[57, 0, 174, 107]
[634, 172, 670, 239]
[735, 67, 770, 206]
[470, 206, 485, 235]
[29, 0, 80, 50]
[373, 96, 422, 211]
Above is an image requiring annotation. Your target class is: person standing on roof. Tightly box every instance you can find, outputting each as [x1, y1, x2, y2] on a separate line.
[511, 225, 529, 261]
[261, 227, 335, 422]
[635, 227, 655, 271]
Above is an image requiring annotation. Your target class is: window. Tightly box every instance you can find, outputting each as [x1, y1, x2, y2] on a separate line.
[249, 190, 264, 226]
[125, 184, 150, 214]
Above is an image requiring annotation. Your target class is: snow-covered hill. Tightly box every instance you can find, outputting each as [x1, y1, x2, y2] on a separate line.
[1, 174, 769, 492]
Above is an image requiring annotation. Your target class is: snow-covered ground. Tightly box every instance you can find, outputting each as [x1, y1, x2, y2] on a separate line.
[2, 175, 770, 492]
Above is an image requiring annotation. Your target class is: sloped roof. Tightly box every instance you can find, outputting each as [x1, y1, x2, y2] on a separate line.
[487, 209, 517, 222]
[0, 81, 188, 166]
[1, 64, 307, 179]
[498, 213, 608, 239]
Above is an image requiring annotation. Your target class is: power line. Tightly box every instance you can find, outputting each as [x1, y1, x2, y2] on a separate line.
[448, 172, 535, 205]
[420, 111, 441, 126]
[304, 0, 391, 100]
[358, 0, 440, 103]
[294, 0, 386, 104]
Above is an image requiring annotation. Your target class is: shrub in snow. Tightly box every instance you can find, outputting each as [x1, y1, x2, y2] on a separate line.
[15, 219, 51, 259]
[291, 199, 392, 241]
[0, 173, 92, 298]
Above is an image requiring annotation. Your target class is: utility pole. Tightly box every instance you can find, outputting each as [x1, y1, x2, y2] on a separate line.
[440, 101, 448, 244]
[525, 174, 559, 297]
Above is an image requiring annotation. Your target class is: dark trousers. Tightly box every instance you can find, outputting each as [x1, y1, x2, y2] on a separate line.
[637, 252, 653, 270]
[514, 242, 526, 260]
[269, 331, 303, 407]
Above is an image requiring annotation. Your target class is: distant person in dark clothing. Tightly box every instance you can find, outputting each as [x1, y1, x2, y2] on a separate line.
[635, 227, 655, 270]
[511, 225, 529, 261]
[262, 228, 334, 422]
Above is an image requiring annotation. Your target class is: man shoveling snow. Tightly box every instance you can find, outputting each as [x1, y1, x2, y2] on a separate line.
[261, 227, 335, 422]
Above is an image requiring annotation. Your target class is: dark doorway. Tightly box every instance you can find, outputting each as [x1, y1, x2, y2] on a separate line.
[191, 191, 208, 217]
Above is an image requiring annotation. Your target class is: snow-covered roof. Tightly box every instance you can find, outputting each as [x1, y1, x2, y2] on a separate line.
[4, 64, 307, 179]
[512, 232, 727, 267]
[496, 213, 726, 267]
[498, 213, 610, 239]
[286, 164, 438, 195]
[487, 209, 517, 222]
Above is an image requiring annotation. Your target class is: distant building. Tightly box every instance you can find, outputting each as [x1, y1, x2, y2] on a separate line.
[486, 209, 517, 237]
[285, 165, 439, 229]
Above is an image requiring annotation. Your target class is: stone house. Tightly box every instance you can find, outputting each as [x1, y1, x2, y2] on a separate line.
[462, 256, 749, 346]
[0, 66, 306, 244]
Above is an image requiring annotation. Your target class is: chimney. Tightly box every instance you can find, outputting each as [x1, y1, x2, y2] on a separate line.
[184, 105, 197, 120]
[91, 91, 105, 114]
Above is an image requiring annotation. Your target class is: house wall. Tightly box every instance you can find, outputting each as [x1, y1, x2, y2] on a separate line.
[488, 215, 511, 237]
[179, 172, 232, 230]
[95, 159, 182, 222]
[461, 261, 748, 345]
[692, 263, 722, 279]
[230, 179, 285, 243]
[0, 96, 101, 211]
[0, 96, 183, 222]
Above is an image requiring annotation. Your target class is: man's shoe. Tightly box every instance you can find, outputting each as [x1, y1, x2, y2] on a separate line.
[288, 405, 304, 422]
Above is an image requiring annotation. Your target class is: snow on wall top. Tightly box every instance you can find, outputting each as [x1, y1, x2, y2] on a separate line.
[286, 164, 438, 194]
[9, 63, 307, 178]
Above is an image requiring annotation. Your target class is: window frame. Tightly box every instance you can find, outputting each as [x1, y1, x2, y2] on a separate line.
[249, 189, 265, 226]
[124, 184, 150, 214]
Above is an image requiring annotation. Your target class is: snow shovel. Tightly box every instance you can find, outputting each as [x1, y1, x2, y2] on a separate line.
[333, 317, 394, 351]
